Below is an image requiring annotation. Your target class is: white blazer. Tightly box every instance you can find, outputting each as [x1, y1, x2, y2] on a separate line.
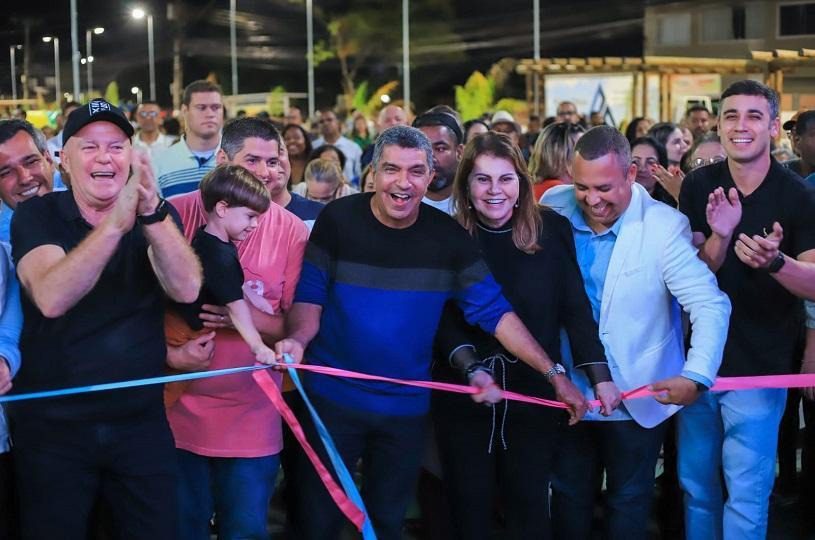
[542, 183, 731, 428]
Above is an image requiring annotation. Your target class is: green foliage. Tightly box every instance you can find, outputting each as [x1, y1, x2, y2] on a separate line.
[365, 81, 399, 117]
[266, 85, 287, 116]
[104, 81, 120, 106]
[312, 40, 335, 67]
[352, 81, 369, 112]
[454, 71, 495, 121]
[494, 98, 528, 117]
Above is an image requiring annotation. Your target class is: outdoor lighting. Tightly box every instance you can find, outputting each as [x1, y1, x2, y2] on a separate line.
[42, 36, 61, 103]
[93, 27, 105, 35]
[380, 94, 391, 104]
[131, 7, 155, 101]
[131, 86, 140, 94]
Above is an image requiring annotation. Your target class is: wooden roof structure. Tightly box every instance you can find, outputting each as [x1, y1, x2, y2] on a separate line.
[517, 49, 815, 119]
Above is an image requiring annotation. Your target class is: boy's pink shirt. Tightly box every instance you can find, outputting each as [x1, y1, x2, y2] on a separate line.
[166, 192, 308, 457]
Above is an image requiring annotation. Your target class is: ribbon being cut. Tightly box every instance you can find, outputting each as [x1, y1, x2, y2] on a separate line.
[2, 357, 815, 538]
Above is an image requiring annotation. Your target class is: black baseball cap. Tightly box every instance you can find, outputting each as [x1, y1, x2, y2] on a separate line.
[62, 99, 135, 146]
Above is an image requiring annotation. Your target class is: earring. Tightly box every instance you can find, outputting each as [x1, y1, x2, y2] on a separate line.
[514, 200, 520, 208]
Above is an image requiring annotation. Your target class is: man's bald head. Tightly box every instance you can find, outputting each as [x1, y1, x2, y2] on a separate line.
[377, 105, 408, 132]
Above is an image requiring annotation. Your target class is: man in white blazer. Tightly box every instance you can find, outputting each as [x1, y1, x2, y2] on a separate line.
[541, 125, 731, 540]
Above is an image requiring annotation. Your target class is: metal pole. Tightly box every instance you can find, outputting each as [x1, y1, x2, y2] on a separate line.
[148, 15, 156, 101]
[86, 29, 92, 97]
[54, 38, 61, 104]
[230, 0, 238, 95]
[533, 0, 540, 116]
[306, 0, 314, 118]
[9, 47, 17, 101]
[70, 0, 80, 99]
[402, 0, 410, 113]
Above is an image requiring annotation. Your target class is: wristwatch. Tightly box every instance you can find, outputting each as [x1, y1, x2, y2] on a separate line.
[137, 198, 169, 225]
[465, 361, 493, 380]
[767, 252, 786, 274]
[543, 363, 566, 382]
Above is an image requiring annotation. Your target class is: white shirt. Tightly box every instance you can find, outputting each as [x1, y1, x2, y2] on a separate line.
[133, 132, 174, 159]
[421, 195, 454, 216]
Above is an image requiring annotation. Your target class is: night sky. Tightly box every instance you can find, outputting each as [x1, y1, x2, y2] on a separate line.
[3, 0, 657, 109]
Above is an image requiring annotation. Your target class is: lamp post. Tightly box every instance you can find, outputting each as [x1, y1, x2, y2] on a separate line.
[131, 86, 143, 105]
[306, 0, 314, 118]
[42, 36, 61, 104]
[9, 46, 19, 101]
[132, 8, 155, 101]
[230, 0, 238, 95]
[85, 27, 104, 97]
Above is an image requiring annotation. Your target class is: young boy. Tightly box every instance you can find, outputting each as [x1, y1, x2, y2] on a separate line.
[170, 164, 277, 365]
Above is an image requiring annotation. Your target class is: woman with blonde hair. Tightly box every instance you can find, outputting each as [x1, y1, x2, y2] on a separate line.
[291, 158, 358, 204]
[528, 122, 585, 200]
[433, 131, 619, 540]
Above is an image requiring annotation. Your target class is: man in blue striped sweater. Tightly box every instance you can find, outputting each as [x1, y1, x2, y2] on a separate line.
[275, 125, 592, 540]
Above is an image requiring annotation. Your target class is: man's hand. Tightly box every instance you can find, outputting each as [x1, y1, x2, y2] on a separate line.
[593, 381, 622, 416]
[468, 370, 503, 405]
[132, 151, 161, 216]
[166, 332, 216, 372]
[274, 338, 304, 365]
[551, 374, 589, 425]
[734, 221, 783, 270]
[105, 164, 141, 234]
[200, 304, 234, 330]
[650, 376, 702, 406]
[706, 187, 742, 239]
[0, 358, 11, 395]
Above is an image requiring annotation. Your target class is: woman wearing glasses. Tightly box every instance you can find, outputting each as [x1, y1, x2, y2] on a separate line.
[686, 133, 726, 172]
[291, 158, 357, 204]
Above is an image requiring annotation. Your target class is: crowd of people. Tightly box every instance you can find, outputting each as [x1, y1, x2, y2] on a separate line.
[0, 76, 814, 540]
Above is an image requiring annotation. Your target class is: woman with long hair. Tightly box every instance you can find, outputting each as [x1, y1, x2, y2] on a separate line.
[291, 158, 357, 204]
[282, 123, 313, 186]
[433, 132, 618, 540]
[528, 122, 585, 200]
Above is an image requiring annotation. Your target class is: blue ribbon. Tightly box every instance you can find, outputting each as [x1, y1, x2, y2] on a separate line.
[0, 364, 271, 403]
[283, 353, 377, 539]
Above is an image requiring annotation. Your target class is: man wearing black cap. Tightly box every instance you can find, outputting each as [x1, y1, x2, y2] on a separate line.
[7, 99, 202, 538]
[412, 107, 464, 215]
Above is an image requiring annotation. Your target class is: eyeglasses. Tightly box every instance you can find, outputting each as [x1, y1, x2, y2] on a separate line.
[691, 156, 726, 170]
[138, 111, 159, 118]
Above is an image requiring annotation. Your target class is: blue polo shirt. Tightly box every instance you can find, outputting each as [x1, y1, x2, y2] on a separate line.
[561, 208, 631, 421]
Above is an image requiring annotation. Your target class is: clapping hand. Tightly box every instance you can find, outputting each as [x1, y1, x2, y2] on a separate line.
[706, 187, 742, 239]
[734, 222, 783, 270]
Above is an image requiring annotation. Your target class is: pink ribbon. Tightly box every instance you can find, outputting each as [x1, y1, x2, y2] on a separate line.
[277, 363, 815, 408]
[252, 369, 367, 531]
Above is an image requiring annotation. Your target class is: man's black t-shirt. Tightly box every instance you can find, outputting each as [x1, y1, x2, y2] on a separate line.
[9, 190, 183, 421]
[679, 159, 815, 376]
[175, 227, 244, 331]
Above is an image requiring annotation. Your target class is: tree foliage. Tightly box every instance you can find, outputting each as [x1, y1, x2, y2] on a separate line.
[314, 0, 460, 110]
[104, 82, 120, 107]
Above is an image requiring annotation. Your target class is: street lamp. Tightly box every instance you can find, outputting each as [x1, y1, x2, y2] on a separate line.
[85, 27, 104, 98]
[132, 7, 155, 101]
[131, 86, 143, 104]
[42, 36, 61, 104]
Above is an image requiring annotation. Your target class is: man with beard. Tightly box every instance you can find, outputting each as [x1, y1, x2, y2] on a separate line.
[412, 109, 464, 215]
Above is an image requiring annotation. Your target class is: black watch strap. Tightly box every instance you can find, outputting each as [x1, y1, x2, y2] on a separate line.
[137, 198, 169, 225]
[767, 252, 786, 274]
